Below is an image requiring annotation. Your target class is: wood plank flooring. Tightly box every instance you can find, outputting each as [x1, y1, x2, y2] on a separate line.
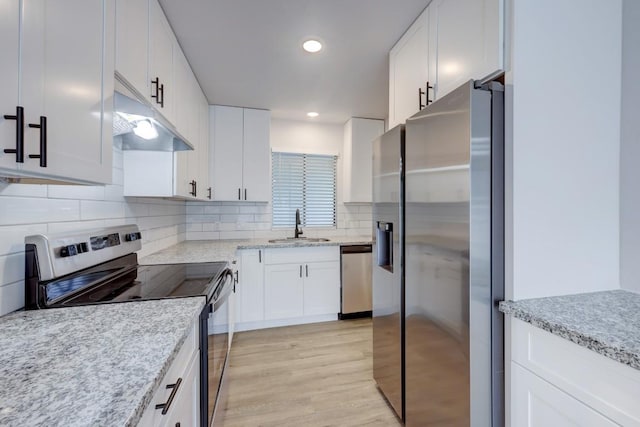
[216, 318, 402, 427]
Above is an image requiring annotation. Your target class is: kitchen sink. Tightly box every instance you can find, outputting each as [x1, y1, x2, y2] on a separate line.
[268, 238, 331, 243]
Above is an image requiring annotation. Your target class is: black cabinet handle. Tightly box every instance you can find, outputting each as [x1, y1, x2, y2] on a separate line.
[155, 378, 182, 415]
[258, 250, 262, 263]
[234, 270, 239, 284]
[238, 188, 241, 200]
[158, 83, 165, 108]
[305, 264, 308, 277]
[28, 116, 47, 167]
[299, 265, 302, 278]
[151, 78, 160, 104]
[189, 180, 196, 197]
[418, 87, 425, 110]
[425, 81, 433, 106]
[207, 187, 212, 200]
[244, 188, 247, 200]
[4, 106, 24, 163]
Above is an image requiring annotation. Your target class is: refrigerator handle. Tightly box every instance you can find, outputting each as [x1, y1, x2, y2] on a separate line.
[376, 221, 393, 273]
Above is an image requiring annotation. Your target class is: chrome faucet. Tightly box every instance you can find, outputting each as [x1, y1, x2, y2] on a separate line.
[295, 208, 303, 238]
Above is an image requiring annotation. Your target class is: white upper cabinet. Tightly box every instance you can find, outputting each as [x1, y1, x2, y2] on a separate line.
[198, 92, 211, 200]
[428, 0, 503, 100]
[389, 0, 503, 126]
[242, 108, 271, 202]
[0, 0, 21, 172]
[0, 0, 115, 185]
[210, 106, 270, 202]
[343, 117, 385, 203]
[388, 8, 430, 129]
[148, 0, 175, 123]
[115, 0, 149, 98]
[211, 106, 243, 201]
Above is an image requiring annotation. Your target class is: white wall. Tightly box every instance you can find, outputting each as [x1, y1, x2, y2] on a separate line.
[185, 118, 373, 240]
[619, 0, 640, 293]
[0, 138, 187, 315]
[505, 0, 622, 300]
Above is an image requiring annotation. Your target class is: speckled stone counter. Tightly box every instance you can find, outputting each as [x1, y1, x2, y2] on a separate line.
[500, 290, 640, 370]
[139, 236, 373, 265]
[0, 297, 205, 426]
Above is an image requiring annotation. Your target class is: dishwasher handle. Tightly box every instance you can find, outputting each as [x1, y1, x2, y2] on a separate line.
[340, 245, 372, 254]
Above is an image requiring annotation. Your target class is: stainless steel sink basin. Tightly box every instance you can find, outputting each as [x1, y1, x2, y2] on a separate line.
[268, 238, 330, 243]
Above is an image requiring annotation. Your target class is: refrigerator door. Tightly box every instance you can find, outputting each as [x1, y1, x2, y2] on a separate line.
[372, 125, 404, 420]
[404, 80, 495, 426]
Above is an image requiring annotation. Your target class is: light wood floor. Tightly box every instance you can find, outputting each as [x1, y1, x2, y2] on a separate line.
[216, 318, 402, 427]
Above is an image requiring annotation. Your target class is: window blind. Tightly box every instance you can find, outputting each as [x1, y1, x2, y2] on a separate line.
[272, 152, 337, 228]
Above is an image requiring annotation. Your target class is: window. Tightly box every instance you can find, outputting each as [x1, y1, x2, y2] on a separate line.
[272, 152, 337, 228]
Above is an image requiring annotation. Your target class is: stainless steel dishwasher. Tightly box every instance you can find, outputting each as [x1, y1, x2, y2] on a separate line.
[339, 244, 373, 319]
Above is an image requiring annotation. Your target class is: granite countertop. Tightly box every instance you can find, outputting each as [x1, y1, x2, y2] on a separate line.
[0, 297, 205, 426]
[139, 236, 373, 265]
[500, 290, 640, 370]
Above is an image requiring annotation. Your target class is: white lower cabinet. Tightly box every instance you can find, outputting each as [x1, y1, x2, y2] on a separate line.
[512, 362, 617, 427]
[510, 318, 640, 426]
[237, 249, 265, 324]
[236, 247, 340, 330]
[138, 318, 199, 427]
[302, 262, 340, 316]
[264, 263, 304, 320]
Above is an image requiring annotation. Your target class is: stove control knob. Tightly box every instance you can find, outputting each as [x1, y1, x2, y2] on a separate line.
[77, 242, 89, 254]
[124, 232, 142, 242]
[60, 244, 78, 258]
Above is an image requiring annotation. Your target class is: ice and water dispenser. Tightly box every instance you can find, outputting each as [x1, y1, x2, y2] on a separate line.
[376, 221, 393, 272]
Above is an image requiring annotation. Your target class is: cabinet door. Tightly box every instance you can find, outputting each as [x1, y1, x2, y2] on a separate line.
[511, 362, 617, 427]
[242, 108, 271, 202]
[21, 0, 114, 184]
[238, 249, 265, 323]
[303, 261, 340, 316]
[115, 0, 149, 98]
[165, 352, 200, 427]
[264, 264, 303, 320]
[0, 0, 20, 171]
[388, 7, 429, 128]
[198, 92, 211, 200]
[211, 105, 243, 200]
[149, 0, 174, 122]
[343, 118, 385, 203]
[174, 151, 192, 198]
[428, 0, 503, 100]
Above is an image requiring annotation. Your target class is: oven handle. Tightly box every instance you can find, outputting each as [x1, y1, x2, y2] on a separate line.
[212, 268, 234, 311]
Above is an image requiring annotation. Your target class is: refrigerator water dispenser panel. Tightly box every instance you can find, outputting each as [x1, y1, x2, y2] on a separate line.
[376, 221, 393, 272]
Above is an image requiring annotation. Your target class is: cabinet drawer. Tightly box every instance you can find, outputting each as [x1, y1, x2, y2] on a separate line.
[511, 318, 640, 425]
[511, 362, 617, 427]
[139, 319, 198, 426]
[264, 246, 339, 264]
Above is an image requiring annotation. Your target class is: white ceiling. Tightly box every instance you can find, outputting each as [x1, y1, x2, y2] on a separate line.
[158, 0, 431, 123]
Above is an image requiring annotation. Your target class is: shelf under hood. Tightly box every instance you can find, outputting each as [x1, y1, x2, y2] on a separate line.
[113, 73, 193, 152]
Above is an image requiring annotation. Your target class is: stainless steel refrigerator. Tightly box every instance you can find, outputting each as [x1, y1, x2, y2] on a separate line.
[373, 80, 504, 426]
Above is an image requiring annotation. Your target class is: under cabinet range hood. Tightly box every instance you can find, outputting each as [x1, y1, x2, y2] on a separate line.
[114, 73, 193, 152]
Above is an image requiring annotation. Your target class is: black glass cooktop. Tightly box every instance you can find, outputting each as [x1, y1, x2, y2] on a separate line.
[44, 258, 229, 307]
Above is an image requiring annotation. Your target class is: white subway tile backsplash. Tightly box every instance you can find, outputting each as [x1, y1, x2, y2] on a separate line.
[0, 183, 48, 198]
[48, 185, 105, 200]
[0, 197, 80, 225]
[0, 253, 25, 286]
[80, 200, 126, 220]
[47, 220, 107, 234]
[0, 224, 48, 256]
[0, 281, 23, 316]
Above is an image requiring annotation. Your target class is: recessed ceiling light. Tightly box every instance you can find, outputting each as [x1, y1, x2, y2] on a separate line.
[307, 112, 319, 118]
[302, 39, 323, 53]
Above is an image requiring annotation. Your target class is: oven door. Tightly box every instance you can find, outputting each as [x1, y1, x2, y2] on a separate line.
[200, 268, 234, 427]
